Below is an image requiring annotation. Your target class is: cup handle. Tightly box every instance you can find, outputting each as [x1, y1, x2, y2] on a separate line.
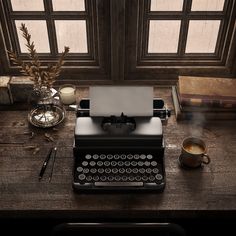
[202, 154, 210, 164]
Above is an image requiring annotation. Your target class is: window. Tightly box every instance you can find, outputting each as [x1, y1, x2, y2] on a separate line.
[0, 0, 111, 83]
[125, 0, 236, 84]
[0, 0, 236, 85]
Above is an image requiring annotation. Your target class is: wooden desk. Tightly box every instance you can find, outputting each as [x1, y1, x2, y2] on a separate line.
[0, 88, 235, 234]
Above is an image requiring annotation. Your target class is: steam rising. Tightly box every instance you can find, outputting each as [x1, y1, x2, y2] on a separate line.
[189, 113, 206, 137]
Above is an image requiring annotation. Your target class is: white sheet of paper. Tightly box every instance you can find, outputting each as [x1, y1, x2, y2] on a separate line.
[89, 86, 153, 117]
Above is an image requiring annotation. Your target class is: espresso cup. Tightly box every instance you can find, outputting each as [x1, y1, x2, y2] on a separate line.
[179, 136, 210, 168]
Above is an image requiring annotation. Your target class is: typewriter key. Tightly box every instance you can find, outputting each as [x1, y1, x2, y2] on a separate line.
[76, 167, 83, 172]
[98, 168, 104, 174]
[127, 154, 133, 160]
[138, 161, 143, 166]
[155, 174, 163, 180]
[118, 161, 124, 167]
[100, 176, 106, 181]
[142, 176, 148, 182]
[149, 176, 155, 182]
[97, 161, 103, 167]
[139, 168, 145, 174]
[104, 161, 110, 167]
[128, 176, 135, 181]
[90, 161, 96, 167]
[119, 168, 125, 174]
[107, 154, 113, 160]
[115, 176, 121, 181]
[122, 176, 128, 181]
[86, 176, 92, 182]
[93, 175, 99, 181]
[105, 168, 111, 174]
[93, 154, 99, 160]
[134, 154, 139, 160]
[131, 161, 137, 167]
[140, 154, 146, 160]
[132, 168, 138, 174]
[126, 168, 132, 174]
[108, 176, 114, 181]
[100, 154, 106, 160]
[82, 161, 88, 166]
[146, 168, 152, 174]
[125, 161, 130, 167]
[111, 161, 117, 167]
[153, 168, 159, 174]
[90, 168, 97, 174]
[151, 161, 157, 166]
[135, 176, 141, 181]
[83, 168, 89, 174]
[85, 154, 92, 160]
[147, 154, 153, 160]
[121, 154, 126, 160]
[112, 168, 118, 174]
[114, 154, 119, 160]
[145, 161, 151, 167]
[78, 174, 86, 181]
[99, 154, 106, 160]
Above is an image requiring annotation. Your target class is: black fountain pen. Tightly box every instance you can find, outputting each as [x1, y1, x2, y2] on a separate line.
[39, 147, 55, 180]
[49, 147, 57, 182]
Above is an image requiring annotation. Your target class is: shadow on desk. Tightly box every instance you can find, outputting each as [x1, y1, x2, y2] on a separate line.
[51, 223, 185, 236]
[0, 218, 235, 236]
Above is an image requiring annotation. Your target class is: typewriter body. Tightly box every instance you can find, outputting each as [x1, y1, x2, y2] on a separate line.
[73, 87, 170, 192]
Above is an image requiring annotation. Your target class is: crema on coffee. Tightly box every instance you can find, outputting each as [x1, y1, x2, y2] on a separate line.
[184, 143, 205, 154]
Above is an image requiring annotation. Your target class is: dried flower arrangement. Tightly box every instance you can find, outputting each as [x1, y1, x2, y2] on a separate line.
[8, 23, 70, 89]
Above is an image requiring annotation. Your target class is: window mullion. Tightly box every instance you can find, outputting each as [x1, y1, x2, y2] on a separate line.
[178, 0, 192, 56]
[110, 0, 125, 82]
[43, 0, 57, 56]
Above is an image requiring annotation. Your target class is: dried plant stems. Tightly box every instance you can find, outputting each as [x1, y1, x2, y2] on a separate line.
[8, 23, 69, 89]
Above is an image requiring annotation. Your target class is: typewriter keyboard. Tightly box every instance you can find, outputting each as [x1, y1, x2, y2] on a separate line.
[74, 152, 165, 190]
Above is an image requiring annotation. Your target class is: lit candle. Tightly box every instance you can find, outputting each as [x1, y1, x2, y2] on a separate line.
[59, 85, 76, 105]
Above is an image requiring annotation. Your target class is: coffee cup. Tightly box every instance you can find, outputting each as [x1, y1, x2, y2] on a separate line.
[179, 136, 210, 168]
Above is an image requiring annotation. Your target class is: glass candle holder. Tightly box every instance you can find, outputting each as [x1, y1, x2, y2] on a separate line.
[59, 84, 76, 105]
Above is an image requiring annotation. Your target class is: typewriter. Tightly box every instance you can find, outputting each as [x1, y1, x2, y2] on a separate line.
[73, 86, 170, 192]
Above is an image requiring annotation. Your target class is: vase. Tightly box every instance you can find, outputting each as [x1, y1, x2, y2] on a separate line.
[28, 86, 66, 128]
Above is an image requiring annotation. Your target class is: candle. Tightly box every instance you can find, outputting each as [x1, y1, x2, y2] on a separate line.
[59, 85, 76, 105]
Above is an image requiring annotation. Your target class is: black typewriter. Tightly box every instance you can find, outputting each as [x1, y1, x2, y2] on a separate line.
[73, 93, 170, 192]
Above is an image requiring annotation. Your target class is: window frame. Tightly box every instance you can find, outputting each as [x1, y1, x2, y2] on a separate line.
[0, 0, 236, 85]
[0, 0, 111, 84]
[124, 0, 236, 84]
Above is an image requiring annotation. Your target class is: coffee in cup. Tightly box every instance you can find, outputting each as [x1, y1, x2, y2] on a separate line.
[179, 136, 210, 168]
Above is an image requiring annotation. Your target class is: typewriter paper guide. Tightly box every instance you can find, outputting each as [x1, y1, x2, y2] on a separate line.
[89, 86, 153, 117]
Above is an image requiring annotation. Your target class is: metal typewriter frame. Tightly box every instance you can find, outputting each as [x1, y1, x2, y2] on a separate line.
[72, 98, 169, 192]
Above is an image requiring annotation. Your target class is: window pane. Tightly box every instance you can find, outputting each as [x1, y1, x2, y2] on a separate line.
[55, 20, 88, 53]
[52, 0, 85, 11]
[148, 20, 181, 53]
[191, 0, 225, 11]
[150, 0, 183, 11]
[186, 20, 221, 53]
[11, 0, 44, 11]
[15, 20, 50, 53]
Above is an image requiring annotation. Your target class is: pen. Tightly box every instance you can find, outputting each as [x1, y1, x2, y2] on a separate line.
[39, 147, 53, 180]
[49, 147, 57, 182]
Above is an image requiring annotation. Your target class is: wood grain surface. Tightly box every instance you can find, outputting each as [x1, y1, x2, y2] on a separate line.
[0, 87, 235, 220]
